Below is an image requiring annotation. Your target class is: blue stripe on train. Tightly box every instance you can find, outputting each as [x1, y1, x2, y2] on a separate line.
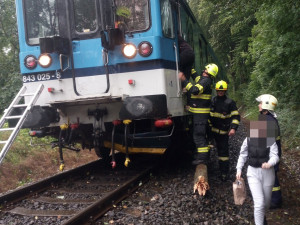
[22, 59, 176, 82]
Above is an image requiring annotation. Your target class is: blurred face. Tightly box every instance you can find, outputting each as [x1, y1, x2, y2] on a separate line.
[217, 90, 226, 96]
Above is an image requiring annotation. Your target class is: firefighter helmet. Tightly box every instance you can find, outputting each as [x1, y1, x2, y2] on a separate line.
[256, 94, 278, 111]
[205, 63, 218, 77]
[215, 80, 228, 91]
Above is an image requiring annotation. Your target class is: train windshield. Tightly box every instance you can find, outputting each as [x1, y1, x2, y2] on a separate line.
[24, 0, 59, 45]
[23, 0, 150, 45]
[73, 0, 98, 33]
[114, 0, 150, 32]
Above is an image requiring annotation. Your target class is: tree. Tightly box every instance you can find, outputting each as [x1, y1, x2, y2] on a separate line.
[189, 0, 261, 100]
[247, 0, 300, 104]
[0, 0, 21, 112]
[189, 0, 300, 146]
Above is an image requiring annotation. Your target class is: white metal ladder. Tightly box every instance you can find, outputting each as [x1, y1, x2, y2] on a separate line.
[0, 84, 44, 164]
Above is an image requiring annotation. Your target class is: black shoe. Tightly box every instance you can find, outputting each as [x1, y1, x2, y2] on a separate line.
[192, 159, 205, 165]
[270, 202, 282, 209]
[219, 174, 228, 182]
[264, 216, 268, 225]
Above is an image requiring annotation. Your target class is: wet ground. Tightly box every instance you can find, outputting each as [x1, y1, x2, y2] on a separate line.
[1, 122, 300, 224]
[97, 123, 300, 225]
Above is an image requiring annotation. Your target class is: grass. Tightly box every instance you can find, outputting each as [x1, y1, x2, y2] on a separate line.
[0, 126, 98, 193]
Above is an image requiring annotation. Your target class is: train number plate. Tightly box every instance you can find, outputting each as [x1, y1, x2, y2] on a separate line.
[22, 71, 60, 83]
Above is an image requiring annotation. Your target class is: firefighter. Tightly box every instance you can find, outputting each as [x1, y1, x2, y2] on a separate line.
[256, 94, 282, 209]
[209, 80, 240, 181]
[179, 63, 218, 165]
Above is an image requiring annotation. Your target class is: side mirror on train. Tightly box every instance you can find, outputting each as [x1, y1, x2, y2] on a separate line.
[100, 28, 125, 50]
[40, 36, 70, 55]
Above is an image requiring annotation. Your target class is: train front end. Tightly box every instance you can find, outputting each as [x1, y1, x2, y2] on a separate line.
[15, 0, 187, 164]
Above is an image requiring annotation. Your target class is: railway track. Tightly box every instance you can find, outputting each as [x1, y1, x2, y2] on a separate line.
[0, 157, 154, 225]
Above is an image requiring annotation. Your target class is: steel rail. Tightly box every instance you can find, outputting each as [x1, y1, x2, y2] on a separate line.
[0, 160, 102, 205]
[63, 166, 153, 225]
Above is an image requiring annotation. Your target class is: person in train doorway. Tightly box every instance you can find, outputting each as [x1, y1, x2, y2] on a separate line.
[256, 94, 282, 209]
[178, 34, 195, 81]
[179, 63, 218, 166]
[209, 80, 240, 181]
[236, 113, 279, 225]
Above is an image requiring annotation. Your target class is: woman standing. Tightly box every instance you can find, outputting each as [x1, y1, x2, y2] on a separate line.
[236, 111, 279, 225]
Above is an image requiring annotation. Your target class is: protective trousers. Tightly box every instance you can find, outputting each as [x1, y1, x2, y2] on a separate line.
[271, 167, 282, 206]
[247, 166, 275, 225]
[193, 113, 210, 164]
[214, 133, 229, 174]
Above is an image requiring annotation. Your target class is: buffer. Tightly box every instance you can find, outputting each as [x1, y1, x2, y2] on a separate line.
[0, 84, 44, 164]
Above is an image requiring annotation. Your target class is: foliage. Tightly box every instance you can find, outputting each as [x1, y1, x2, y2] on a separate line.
[189, 0, 260, 97]
[0, 125, 55, 164]
[189, 0, 300, 148]
[246, 0, 300, 105]
[0, 0, 21, 112]
[246, 0, 300, 147]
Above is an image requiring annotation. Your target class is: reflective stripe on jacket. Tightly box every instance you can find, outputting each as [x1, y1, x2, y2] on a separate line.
[182, 70, 212, 114]
[210, 95, 240, 132]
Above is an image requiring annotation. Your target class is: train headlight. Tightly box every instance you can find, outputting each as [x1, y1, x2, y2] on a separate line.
[38, 54, 52, 68]
[138, 42, 153, 57]
[122, 44, 137, 59]
[24, 55, 37, 69]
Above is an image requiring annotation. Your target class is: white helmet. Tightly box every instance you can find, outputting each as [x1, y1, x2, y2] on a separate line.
[256, 94, 278, 111]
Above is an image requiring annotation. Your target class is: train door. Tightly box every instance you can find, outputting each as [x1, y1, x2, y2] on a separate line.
[56, 0, 110, 96]
[160, 0, 181, 100]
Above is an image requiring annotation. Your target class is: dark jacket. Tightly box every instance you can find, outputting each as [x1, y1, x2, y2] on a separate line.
[182, 70, 212, 114]
[209, 95, 240, 134]
[178, 35, 195, 79]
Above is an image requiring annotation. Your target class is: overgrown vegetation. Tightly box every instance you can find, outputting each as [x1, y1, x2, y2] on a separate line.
[0, 0, 21, 112]
[189, 0, 300, 148]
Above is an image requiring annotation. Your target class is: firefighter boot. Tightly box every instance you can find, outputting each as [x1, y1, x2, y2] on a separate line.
[219, 160, 229, 182]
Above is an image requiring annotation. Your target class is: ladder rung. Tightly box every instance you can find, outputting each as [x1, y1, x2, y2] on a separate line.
[12, 104, 28, 108]
[0, 128, 14, 131]
[0, 84, 44, 165]
[20, 93, 34, 97]
[5, 115, 22, 119]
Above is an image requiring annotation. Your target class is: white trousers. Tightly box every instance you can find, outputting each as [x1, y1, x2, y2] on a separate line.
[247, 166, 275, 225]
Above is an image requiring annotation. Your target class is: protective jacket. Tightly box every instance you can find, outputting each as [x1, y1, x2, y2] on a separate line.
[182, 69, 212, 114]
[248, 138, 270, 167]
[210, 95, 240, 134]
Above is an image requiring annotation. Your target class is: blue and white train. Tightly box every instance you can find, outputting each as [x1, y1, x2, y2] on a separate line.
[15, 0, 223, 168]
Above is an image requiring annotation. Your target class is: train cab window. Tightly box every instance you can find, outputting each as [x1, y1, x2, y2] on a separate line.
[114, 0, 150, 32]
[161, 0, 175, 38]
[24, 0, 59, 45]
[73, 0, 97, 33]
